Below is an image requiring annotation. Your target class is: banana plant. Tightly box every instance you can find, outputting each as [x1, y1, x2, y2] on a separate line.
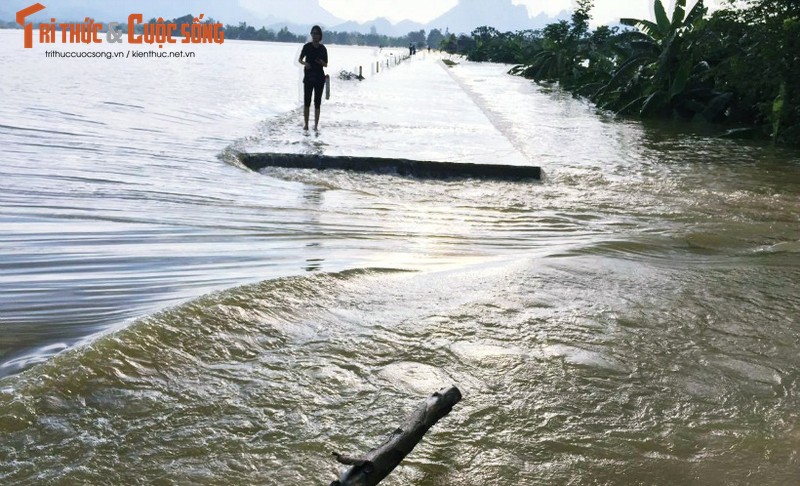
[595, 0, 717, 117]
[509, 21, 576, 81]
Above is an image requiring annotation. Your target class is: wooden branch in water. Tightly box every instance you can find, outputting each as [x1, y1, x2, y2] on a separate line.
[330, 385, 462, 486]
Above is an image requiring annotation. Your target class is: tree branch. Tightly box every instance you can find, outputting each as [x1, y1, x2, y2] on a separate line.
[330, 385, 462, 486]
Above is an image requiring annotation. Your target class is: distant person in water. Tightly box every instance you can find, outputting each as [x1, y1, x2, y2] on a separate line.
[299, 25, 328, 131]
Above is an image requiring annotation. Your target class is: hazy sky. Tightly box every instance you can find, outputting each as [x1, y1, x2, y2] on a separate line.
[3, 0, 721, 28]
[319, 0, 716, 26]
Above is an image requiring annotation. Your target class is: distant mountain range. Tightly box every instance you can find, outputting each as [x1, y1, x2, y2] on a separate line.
[262, 0, 572, 38]
[331, 18, 427, 37]
[327, 0, 571, 37]
[2, 0, 573, 37]
[425, 0, 570, 35]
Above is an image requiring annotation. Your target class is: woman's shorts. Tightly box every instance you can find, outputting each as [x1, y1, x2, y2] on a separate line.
[304, 80, 325, 107]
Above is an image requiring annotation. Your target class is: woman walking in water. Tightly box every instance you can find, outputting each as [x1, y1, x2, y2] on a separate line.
[299, 25, 328, 131]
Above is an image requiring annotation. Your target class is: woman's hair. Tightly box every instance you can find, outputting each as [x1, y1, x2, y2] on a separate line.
[311, 25, 322, 36]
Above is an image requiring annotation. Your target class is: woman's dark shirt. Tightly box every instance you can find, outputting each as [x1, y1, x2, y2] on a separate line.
[300, 42, 328, 85]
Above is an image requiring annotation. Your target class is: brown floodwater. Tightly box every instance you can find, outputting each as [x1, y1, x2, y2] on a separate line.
[1, 31, 799, 484]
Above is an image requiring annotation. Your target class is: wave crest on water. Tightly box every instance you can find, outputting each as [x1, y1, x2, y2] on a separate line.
[1, 267, 414, 483]
[3, 268, 407, 389]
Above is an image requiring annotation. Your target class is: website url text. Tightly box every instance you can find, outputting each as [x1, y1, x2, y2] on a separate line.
[44, 50, 196, 59]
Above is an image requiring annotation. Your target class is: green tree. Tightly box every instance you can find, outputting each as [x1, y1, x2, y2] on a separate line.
[468, 26, 502, 62]
[427, 28, 444, 49]
[276, 26, 297, 42]
[256, 27, 275, 41]
[518, 21, 571, 80]
[510, 1, 594, 83]
[408, 29, 426, 48]
[441, 33, 458, 53]
[720, 0, 800, 141]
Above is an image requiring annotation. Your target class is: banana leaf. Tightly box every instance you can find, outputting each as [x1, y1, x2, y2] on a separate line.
[680, 99, 707, 114]
[593, 54, 650, 99]
[615, 30, 654, 44]
[772, 81, 786, 142]
[640, 90, 668, 116]
[692, 60, 710, 75]
[620, 18, 662, 40]
[655, 33, 679, 86]
[669, 61, 692, 100]
[685, 0, 707, 27]
[671, 0, 687, 29]
[616, 94, 649, 115]
[702, 92, 733, 122]
[629, 40, 661, 57]
[654, 0, 671, 34]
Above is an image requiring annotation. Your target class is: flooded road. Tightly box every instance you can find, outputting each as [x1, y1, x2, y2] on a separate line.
[1, 31, 799, 484]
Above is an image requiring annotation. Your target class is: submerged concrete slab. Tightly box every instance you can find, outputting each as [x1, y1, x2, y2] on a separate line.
[239, 152, 541, 181]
